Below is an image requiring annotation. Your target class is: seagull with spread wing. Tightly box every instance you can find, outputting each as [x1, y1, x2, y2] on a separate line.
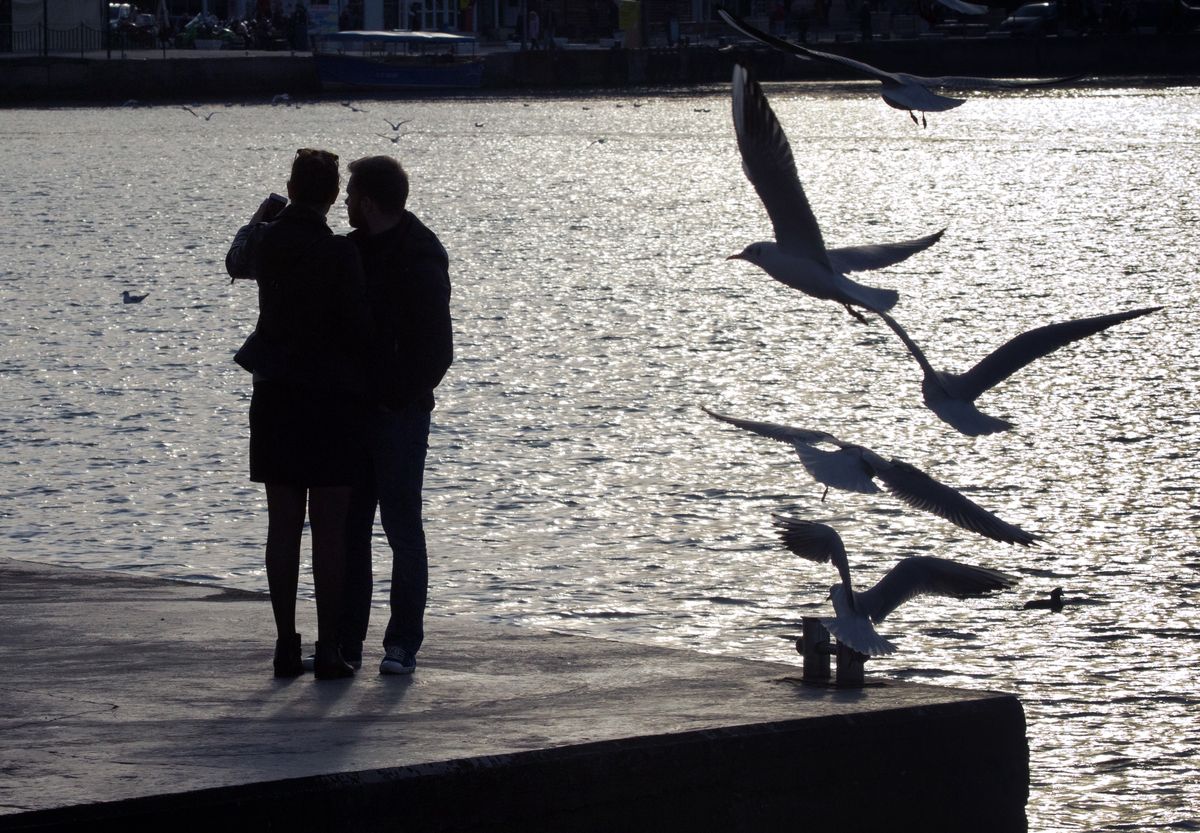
[727, 63, 944, 322]
[875, 306, 1162, 436]
[719, 9, 1081, 126]
[704, 407, 1037, 545]
[774, 516, 1020, 656]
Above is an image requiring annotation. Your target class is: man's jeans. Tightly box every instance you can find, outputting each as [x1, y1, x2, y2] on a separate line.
[343, 403, 431, 655]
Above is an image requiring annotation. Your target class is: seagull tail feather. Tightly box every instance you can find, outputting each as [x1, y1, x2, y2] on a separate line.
[840, 277, 899, 313]
[822, 615, 895, 657]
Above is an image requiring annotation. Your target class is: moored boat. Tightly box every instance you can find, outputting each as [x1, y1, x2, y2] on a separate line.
[312, 30, 484, 91]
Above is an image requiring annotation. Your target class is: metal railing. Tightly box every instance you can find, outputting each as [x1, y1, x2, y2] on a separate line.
[0, 24, 111, 57]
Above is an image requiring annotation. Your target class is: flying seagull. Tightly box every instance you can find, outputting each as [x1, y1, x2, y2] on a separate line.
[122, 290, 149, 304]
[874, 306, 1162, 436]
[718, 9, 1081, 126]
[727, 63, 945, 322]
[703, 407, 1037, 545]
[774, 516, 1019, 656]
[181, 105, 216, 120]
[382, 117, 411, 131]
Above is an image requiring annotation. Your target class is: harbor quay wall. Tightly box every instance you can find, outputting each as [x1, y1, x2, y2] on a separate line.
[6, 697, 1029, 832]
[0, 32, 1197, 104]
[0, 559, 1029, 832]
[0, 53, 319, 103]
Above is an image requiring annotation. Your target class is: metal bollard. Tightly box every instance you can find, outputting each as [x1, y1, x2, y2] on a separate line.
[797, 617, 833, 682]
[797, 616, 867, 688]
[834, 641, 866, 688]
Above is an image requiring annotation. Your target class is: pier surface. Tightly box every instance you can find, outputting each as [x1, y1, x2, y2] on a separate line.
[0, 559, 1028, 831]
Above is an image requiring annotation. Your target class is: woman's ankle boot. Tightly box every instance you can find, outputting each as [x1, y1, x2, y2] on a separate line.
[273, 633, 304, 678]
[314, 640, 355, 680]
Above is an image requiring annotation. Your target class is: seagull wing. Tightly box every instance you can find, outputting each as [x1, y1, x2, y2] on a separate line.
[702, 407, 832, 447]
[732, 64, 830, 262]
[874, 308, 939, 380]
[720, 10, 900, 85]
[701, 407, 877, 494]
[857, 555, 1019, 623]
[906, 71, 1087, 91]
[954, 306, 1162, 401]
[827, 227, 945, 274]
[772, 516, 853, 592]
[872, 458, 1039, 545]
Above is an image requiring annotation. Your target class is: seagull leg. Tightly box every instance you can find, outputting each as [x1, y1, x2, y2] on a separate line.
[844, 304, 870, 325]
[921, 112, 928, 129]
[909, 110, 919, 126]
[821, 486, 829, 502]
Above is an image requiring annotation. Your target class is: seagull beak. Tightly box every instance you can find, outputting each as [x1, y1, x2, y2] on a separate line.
[726, 253, 744, 261]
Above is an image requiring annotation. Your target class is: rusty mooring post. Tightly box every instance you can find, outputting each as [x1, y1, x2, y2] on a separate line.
[797, 617, 868, 687]
[834, 641, 866, 688]
[798, 617, 832, 682]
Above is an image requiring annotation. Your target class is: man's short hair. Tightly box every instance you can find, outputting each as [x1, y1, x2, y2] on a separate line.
[289, 148, 340, 207]
[348, 155, 410, 214]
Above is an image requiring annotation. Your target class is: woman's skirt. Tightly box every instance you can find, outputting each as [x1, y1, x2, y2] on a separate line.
[248, 380, 368, 487]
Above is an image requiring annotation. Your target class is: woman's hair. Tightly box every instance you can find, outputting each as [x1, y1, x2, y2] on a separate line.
[289, 148, 340, 207]
[348, 155, 410, 214]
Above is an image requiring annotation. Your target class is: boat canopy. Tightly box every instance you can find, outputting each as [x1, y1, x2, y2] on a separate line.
[315, 30, 477, 46]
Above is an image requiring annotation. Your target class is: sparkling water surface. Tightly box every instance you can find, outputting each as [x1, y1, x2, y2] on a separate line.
[2, 81, 1198, 831]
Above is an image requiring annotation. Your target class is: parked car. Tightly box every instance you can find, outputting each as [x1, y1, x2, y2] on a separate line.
[107, 2, 132, 31]
[999, 1, 1059, 34]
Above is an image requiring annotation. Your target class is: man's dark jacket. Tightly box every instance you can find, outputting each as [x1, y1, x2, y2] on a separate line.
[349, 211, 453, 412]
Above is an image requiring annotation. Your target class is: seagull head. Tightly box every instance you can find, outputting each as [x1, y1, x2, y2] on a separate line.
[726, 243, 762, 264]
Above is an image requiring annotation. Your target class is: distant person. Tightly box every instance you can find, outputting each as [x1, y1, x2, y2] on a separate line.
[793, 1, 811, 41]
[291, 2, 307, 49]
[528, 8, 540, 47]
[770, 1, 786, 34]
[337, 155, 453, 676]
[225, 148, 374, 681]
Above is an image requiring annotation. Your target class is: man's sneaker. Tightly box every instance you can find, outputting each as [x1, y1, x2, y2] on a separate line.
[380, 646, 416, 675]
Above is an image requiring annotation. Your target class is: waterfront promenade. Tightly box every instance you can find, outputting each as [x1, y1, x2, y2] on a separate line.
[0, 558, 1028, 831]
[1, 30, 1197, 104]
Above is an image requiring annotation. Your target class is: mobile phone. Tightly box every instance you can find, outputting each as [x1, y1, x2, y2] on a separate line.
[263, 192, 287, 219]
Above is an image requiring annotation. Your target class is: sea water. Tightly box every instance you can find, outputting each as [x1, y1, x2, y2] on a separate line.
[1, 80, 1198, 831]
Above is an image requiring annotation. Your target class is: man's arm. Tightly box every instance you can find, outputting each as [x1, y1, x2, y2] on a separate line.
[409, 251, 454, 392]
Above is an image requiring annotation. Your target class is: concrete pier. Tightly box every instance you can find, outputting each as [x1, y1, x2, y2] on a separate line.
[0, 559, 1028, 831]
